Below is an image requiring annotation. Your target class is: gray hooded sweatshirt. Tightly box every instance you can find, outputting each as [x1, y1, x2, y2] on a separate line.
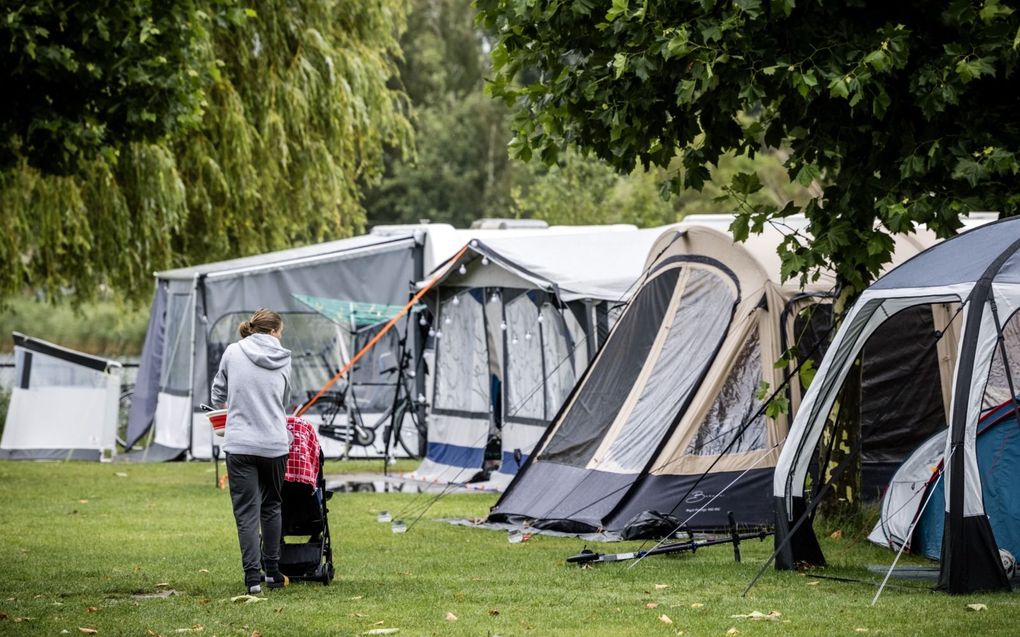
[211, 333, 292, 457]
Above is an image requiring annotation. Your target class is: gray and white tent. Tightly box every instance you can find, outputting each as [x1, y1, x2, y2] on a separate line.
[124, 223, 640, 462]
[1, 333, 122, 460]
[774, 215, 1020, 594]
[405, 227, 666, 489]
[125, 232, 427, 460]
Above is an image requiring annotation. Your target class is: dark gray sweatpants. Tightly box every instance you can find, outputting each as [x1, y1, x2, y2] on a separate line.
[226, 453, 288, 586]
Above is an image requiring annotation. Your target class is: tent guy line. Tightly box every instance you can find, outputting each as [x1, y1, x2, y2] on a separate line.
[296, 245, 470, 420]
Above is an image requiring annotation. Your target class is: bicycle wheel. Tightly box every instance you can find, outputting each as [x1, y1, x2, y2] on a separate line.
[115, 384, 135, 451]
[393, 402, 426, 459]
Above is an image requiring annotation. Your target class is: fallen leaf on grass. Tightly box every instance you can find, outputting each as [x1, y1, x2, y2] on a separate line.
[730, 610, 782, 622]
[690, 603, 704, 609]
[726, 629, 739, 636]
[198, 569, 209, 574]
[658, 615, 672, 625]
[967, 603, 987, 612]
[79, 500, 89, 504]
[174, 625, 203, 633]
[806, 581, 820, 586]
[488, 609, 500, 616]
[229, 595, 264, 604]
[115, 472, 128, 478]
[363, 630, 399, 635]
[855, 629, 869, 633]
[146, 629, 163, 636]
[78, 629, 97, 635]
[251, 631, 261, 637]
[351, 613, 367, 618]
[373, 621, 385, 626]
[830, 529, 843, 540]
[445, 612, 458, 621]
[14, 617, 32, 622]
[645, 603, 659, 609]
[654, 584, 669, 590]
[0, 613, 7, 620]
[349, 595, 364, 600]
[86, 607, 98, 613]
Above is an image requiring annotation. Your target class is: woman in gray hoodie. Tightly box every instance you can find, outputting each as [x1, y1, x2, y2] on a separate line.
[211, 308, 292, 594]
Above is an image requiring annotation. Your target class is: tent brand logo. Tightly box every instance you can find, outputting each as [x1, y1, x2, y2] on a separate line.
[684, 490, 721, 505]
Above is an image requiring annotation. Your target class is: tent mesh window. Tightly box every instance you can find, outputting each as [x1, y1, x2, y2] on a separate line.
[160, 292, 194, 396]
[433, 290, 490, 416]
[505, 293, 545, 423]
[982, 308, 1020, 410]
[539, 267, 683, 466]
[540, 302, 583, 418]
[597, 267, 736, 473]
[207, 312, 347, 413]
[684, 329, 766, 456]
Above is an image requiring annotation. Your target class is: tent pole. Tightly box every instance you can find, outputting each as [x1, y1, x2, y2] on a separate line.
[872, 462, 948, 605]
[988, 299, 1020, 433]
[742, 434, 863, 597]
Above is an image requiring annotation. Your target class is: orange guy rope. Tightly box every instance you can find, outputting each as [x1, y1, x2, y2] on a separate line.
[294, 244, 470, 418]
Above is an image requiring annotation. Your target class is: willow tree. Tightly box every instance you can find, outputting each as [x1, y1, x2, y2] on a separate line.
[0, 0, 412, 302]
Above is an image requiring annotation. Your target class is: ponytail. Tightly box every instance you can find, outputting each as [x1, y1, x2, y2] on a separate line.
[239, 308, 283, 338]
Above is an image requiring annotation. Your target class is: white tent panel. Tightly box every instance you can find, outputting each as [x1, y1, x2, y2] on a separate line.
[153, 392, 192, 450]
[1, 335, 121, 460]
[867, 431, 946, 550]
[3, 386, 117, 450]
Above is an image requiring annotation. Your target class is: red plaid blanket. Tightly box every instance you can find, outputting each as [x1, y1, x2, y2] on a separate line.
[285, 416, 320, 487]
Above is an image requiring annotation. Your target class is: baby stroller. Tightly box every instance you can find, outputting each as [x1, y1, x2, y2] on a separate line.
[278, 417, 335, 585]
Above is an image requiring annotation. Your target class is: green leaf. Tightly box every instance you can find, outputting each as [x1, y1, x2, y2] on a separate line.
[606, 0, 629, 22]
[955, 57, 996, 83]
[862, 49, 888, 72]
[828, 76, 849, 99]
[765, 394, 790, 418]
[730, 171, 763, 195]
[799, 359, 816, 389]
[730, 214, 751, 242]
[952, 158, 985, 187]
[794, 163, 820, 187]
[771, 0, 795, 18]
[979, 0, 1013, 22]
[613, 52, 627, 79]
[665, 28, 690, 59]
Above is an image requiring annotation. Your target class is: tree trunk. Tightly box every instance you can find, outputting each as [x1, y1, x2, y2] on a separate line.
[817, 359, 861, 518]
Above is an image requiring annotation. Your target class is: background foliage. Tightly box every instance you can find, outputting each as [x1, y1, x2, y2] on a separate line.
[1, 0, 413, 303]
[478, 0, 1020, 299]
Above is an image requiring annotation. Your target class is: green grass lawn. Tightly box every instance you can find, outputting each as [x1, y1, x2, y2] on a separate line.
[1, 461, 1018, 636]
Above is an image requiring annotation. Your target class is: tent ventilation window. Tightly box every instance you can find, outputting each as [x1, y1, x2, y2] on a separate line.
[983, 308, 1020, 410]
[685, 329, 766, 456]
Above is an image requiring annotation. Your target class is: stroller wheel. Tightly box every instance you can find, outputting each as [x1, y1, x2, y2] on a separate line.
[322, 563, 334, 586]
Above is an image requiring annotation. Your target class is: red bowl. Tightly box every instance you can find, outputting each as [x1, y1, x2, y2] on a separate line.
[207, 409, 227, 436]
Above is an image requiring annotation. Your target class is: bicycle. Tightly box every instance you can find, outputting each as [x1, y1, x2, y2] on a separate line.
[308, 341, 428, 460]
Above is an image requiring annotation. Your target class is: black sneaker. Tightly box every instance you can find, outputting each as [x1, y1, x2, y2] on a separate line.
[264, 573, 289, 589]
